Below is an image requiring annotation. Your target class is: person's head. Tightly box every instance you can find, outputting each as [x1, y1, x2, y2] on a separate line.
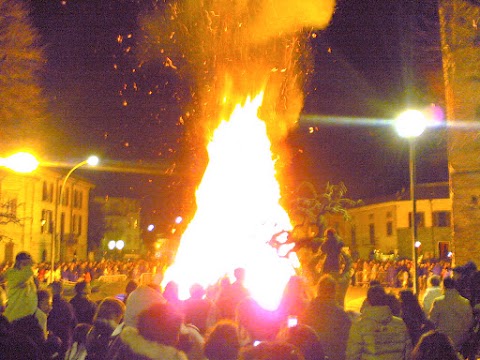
[14, 251, 33, 269]
[399, 289, 423, 313]
[74, 280, 91, 296]
[38, 289, 53, 315]
[324, 227, 336, 237]
[94, 297, 126, 324]
[125, 280, 138, 295]
[234, 268, 246, 282]
[124, 284, 166, 327]
[189, 283, 206, 299]
[316, 274, 336, 301]
[429, 275, 441, 287]
[204, 319, 241, 360]
[49, 281, 64, 296]
[399, 289, 417, 304]
[411, 330, 460, 360]
[239, 341, 304, 360]
[367, 285, 388, 306]
[443, 277, 456, 290]
[163, 281, 179, 301]
[276, 324, 324, 360]
[137, 303, 183, 346]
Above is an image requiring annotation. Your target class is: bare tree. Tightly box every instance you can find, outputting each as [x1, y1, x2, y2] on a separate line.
[0, 0, 51, 152]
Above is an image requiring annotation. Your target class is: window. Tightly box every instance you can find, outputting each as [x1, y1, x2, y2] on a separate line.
[433, 211, 451, 227]
[5, 199, 17, 218]
[64, 188, 69, 206]
[42, 181, 53, 202]
[58, 186, 72, 206]
[72, 214, 82, 235]
[386, 221, 393, 236]
[369, 224, 375, 245]
[42, 182, 48, 201]
[409, 212, 425, 227]
[78, 215, 82, 235]
[41, 210, 53, 234]
[73, 190, 83, 209]
[350, 225, 356, 245]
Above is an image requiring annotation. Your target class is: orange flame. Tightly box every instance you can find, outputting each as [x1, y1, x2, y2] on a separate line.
[163, 93, 297, 310]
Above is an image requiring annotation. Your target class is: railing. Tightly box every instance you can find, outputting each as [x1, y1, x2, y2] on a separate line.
[96, 274, 128, 283]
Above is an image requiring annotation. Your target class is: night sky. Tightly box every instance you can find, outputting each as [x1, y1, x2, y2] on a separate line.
[27, 0, 448, 231]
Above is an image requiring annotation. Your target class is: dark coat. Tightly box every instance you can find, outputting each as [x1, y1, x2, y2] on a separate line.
[48, 294, 77, 357]
[0, 315, 42, 360]
[70, 294, 97, 325]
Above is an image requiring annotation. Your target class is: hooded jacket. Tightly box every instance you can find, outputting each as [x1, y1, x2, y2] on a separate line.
[429, 288, 474, 350]
[109, 326, 188, 360]
[346, 305, 412, 360]
[4, 265, 37, 322]
[124, 285, 166, 328]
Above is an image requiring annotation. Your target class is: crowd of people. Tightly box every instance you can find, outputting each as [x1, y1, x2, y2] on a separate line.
[1, 250, 480, 360]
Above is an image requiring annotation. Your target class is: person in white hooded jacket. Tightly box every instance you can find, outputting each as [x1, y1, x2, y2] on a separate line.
[346, 285, 412, 360]
[109, 302, 188, 360]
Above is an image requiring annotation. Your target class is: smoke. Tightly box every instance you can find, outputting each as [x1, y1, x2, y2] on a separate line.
[138, 0, 336, 175]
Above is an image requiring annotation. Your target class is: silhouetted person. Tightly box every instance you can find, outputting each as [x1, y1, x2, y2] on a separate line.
[48, 281, 77, 358]
[70, 281, 97, 324]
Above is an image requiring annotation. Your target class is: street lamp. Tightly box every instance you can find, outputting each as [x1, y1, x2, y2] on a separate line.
[394, 110, 427, 295]
[0, 152, 39, 173]
[51, 156, 99, 281]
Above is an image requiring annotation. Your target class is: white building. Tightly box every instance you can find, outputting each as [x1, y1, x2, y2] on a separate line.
[342, 182, 452, 260]
[0, 167, 94, 263]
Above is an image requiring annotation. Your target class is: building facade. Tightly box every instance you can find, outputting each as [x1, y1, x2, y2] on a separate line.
[342, 183, 452, 261]
[93, 196, 143, 259]
[439, 0, 480, 266]
[0, 168, 94, 263]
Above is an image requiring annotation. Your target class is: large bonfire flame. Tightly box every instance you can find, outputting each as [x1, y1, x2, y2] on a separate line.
[149, 0, 336, 310]
[163, 93, 297, 310]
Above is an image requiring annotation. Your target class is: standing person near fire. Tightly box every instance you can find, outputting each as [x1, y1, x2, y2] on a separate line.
[216, 268, 250, 320]
[346, 285, 412, 360]
[429, 276, 474, 352]
[302, 274, 351, 360]
[3, 251, 38, 323]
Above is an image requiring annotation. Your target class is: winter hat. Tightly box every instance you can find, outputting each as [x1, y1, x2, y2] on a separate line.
[124, 284, 166, 328]
[15, 251, 32, 262]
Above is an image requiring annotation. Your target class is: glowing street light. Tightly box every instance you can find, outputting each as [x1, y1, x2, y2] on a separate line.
[51, 155, 99, 281]
[108, 240, 125, 250]
[395, 109, 427, 295]
[0, 152, 39, 173]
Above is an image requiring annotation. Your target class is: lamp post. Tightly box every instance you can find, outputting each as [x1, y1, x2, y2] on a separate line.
[394, 110, 427, 295]
[51, 156, 99, 282]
